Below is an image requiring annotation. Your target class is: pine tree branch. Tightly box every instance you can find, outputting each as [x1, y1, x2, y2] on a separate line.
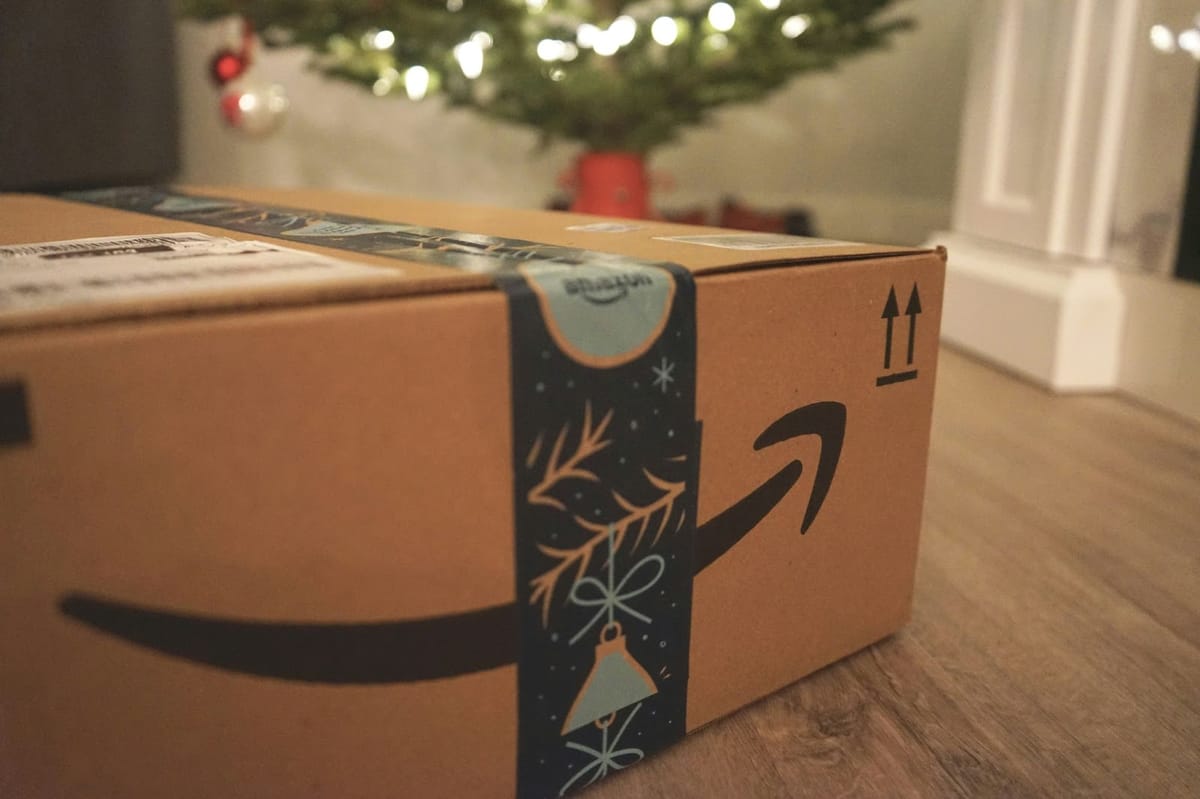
[528, 468, 685, 627]
[527, 402, 613, 511]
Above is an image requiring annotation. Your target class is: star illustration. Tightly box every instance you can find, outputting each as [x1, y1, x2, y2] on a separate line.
[650, 357, 676, 394]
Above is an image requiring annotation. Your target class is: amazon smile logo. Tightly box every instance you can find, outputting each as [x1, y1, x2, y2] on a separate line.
[561, 272, 653, 305]
[59, 402, 845, 684]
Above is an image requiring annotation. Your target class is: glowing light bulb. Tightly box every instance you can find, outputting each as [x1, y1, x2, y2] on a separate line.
[1180, 28, 1200, 57]
[577, 23, 600, 49]
[782, 14, 810, 39]
[373, 67, 399, 98]
[454, 40, 484, 78]
[593, 29, 620, 56]
[537, 39, 566, 61]
[372, 29, 395, 50]
[707, 33, 728, 50]
[471, 31, 494, 49]
[611, 15, 637, 46]
[652, 16, 679, 46]
[708, 3, 735, 33]
[404, 65, 430, 100]
[526, 0, 547, 10]
[759, 0, 781, 9]
[562, 43, 579, 61]
[1150, 24, 1176, 52]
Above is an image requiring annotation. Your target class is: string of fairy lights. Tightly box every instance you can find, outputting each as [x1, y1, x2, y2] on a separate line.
[341, 0, 815, 101]
[1149, 15, 1200, 58]
[186, 0, 910, 150]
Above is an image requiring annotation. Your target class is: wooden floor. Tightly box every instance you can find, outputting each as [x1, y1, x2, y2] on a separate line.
[593, 349, 1200, 798]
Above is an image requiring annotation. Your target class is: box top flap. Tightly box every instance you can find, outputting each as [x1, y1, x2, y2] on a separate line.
[0, 187, 929, 332]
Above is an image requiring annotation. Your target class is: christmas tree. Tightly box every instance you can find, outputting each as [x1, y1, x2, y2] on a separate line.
[180, 0, 913, 154]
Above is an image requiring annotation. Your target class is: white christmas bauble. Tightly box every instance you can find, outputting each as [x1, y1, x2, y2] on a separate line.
[219, 78, 289, 137]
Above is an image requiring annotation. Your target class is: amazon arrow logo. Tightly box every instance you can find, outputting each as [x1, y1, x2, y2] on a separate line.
[59, 401, 845, 684]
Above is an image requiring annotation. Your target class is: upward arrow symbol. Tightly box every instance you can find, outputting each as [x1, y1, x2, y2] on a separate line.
[881, 286, 900, 370]
[905, 284, 922, 366]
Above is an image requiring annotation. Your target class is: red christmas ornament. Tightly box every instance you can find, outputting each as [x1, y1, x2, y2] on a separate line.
[209, 49, 248, 85]
[219, 89, 244, 126]
[204, 17, 286, 137]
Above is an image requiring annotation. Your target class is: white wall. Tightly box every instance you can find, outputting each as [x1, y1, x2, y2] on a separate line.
[1108, 0, 1200, 276]
[177, 1, 970, 245]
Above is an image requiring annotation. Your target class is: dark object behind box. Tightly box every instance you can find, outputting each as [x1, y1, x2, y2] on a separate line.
[0, 1, 178, 191]
[0, 188, 944, 797]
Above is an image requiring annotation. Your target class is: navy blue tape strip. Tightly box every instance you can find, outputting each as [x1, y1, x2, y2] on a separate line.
[58, 187, 660, 274]
[497, 263, 696, 797]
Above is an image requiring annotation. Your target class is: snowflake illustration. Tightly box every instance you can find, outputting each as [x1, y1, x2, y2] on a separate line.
[650, 357, 675, 394]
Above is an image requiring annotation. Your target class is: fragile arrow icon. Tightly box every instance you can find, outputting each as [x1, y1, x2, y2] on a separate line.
[881, 286, 900, 370]
[905, 284, 922, 366]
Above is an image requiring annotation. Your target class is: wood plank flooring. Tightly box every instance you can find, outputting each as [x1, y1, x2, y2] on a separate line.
[592, 348, 1200, 798]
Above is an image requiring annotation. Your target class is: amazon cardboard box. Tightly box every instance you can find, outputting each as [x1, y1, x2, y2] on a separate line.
[0, 187, 944, 798]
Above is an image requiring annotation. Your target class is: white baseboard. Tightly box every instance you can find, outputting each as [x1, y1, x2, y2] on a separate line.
[926, 231, 1125, 392]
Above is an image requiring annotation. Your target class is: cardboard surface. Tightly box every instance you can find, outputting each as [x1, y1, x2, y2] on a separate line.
[0, 189, 944, 797]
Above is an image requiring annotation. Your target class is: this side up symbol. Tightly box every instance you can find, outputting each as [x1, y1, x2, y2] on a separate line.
[876, 284, 921, 387]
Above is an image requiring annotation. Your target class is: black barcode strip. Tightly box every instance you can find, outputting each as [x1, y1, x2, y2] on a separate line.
[0, 235, 209, 257]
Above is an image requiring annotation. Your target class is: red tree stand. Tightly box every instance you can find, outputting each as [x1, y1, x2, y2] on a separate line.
[569, 152, 651, 219]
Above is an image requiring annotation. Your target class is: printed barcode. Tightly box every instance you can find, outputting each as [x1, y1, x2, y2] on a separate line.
[0, 235, 210, 257]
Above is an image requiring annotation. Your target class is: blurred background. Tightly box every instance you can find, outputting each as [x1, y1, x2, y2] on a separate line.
[168, 0, 968, 247]
[2, 0, 970, 245]
[1, 0, 1197, 420]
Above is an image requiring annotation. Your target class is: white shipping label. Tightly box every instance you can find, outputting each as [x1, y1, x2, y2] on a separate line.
[565, 222, 646, 233]
[652, 233, 854, 250]
[0, 232, 397, 319]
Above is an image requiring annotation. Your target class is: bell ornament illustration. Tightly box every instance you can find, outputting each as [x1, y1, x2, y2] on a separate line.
[562, 620, 657, 735]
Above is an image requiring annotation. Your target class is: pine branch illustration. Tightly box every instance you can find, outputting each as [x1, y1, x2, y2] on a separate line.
[529, 468, 686, 626]
[527, 402, 613, 511]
